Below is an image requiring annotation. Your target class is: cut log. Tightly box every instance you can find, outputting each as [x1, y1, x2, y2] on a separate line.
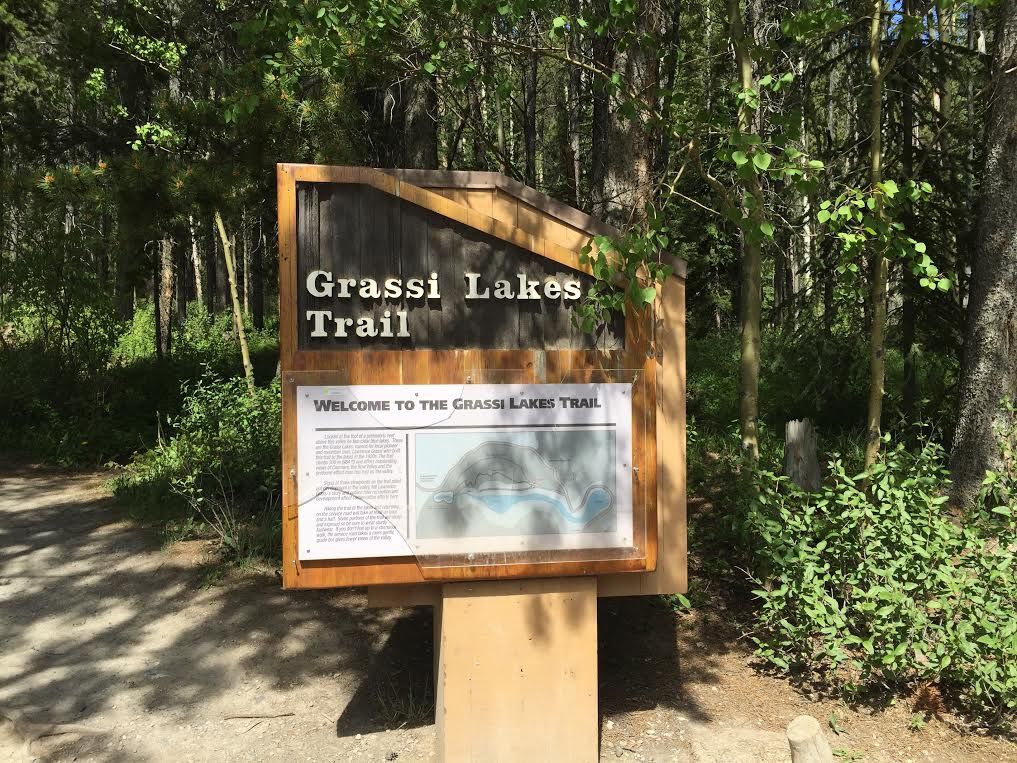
[787, 715, 833, 763]
[785, 418, 821, 491]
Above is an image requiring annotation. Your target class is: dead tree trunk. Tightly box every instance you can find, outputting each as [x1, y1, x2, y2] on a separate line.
[785, 419, 821, 491]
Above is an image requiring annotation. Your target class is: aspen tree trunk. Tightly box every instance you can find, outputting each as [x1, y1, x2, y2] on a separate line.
[729, 0, 763, 461]
[935, 0, 955, 151]
[253, 215, 267, 331]
[213, 211, 255, 395]
[206, 218, 218, 314]
[864, 0, 888, 469]
[242, 211, 251, 316]
[470, 81, 487, 170]
[491, 46, 509, 173]
[590, 1, 611, 217]
[152, 247, 161, 360]
[901, 0, 917, 425]
[523, 41, 538, 186]
[950, 0, 1017, 506]
[188, 214, 205, 310]
[157, 237, 174, 358]
[568, 47, 583, 205]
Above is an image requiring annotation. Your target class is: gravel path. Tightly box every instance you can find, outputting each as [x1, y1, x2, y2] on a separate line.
[2, 468, 1013, 762]
[0, 469, 434, 762]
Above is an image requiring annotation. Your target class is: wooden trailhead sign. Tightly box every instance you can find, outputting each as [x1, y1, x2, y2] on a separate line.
[277, 164, 687, 595]
[278, 165, 687, 762]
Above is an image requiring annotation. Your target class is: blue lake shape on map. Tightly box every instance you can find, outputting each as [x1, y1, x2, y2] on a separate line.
[468, 486, 612, 524]
[416, 433, 617, 538]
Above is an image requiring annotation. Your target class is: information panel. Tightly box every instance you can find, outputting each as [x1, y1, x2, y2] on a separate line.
[296, 383, 634, 561]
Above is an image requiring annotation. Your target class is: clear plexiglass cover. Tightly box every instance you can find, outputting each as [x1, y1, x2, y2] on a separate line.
[290, 367, 651, 577]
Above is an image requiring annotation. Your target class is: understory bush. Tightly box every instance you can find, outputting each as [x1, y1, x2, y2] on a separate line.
[687, 325, 957, 440]
[113, 372, 282, 563]
[0, 301, 279, 464]
[747, 432, 1017, 725]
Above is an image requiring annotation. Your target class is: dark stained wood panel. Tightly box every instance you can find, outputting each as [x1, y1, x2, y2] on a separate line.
[296, 182, 623, 351]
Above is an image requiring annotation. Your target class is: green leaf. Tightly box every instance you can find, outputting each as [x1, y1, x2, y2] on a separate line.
[732, 150, 748, 166]
[422, 61, 437, 74]
[634, 285, 657, 305]
[879, 179, 899, 197]
[753, 152, 773, 171]
[817, 209, 831, 224]
[760, 221, 775, 238]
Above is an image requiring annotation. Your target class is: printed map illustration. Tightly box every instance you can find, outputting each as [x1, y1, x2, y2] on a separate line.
[414, 430, 617, 538]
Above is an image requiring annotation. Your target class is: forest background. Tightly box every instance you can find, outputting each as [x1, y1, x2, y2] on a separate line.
[2, 0, 1016, 734]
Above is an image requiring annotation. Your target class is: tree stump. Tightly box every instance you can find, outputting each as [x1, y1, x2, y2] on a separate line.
[787, 715, 833, 763]
[785, 419, 821, 491]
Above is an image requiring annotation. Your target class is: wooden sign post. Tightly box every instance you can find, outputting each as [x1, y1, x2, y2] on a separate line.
[277, 165, 686, 762]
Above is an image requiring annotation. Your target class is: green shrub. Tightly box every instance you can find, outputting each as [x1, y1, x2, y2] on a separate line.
[113, 372, 282, 563]
[687, 325, 957, 441]
[1, 298, 280, 465]
[747, 437, 1017, 724]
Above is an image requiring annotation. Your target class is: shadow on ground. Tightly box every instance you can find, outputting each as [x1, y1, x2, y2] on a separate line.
[0, 469, 431, 743]
[2, 467, 737, 751]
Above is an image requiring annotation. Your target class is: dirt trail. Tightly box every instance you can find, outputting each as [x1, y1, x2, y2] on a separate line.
[2, 469, 1014, 762]
[0, 469, 433, 762]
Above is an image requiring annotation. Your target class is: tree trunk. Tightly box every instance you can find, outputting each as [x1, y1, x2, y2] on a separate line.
[115, 241, 134, 321]
[206, 218, 218, 314]
[470, 81, 487, 170]
[253, 216, 266, 331]
[157, 236, 174, 358]
[901, 14, 917, 425]
[568, 54, 583, 206]
[188, 214, 205, 310]
[599, 0, 660, 226]
[729, 0, 763, 461]
[787, 715, 834, 763]
[785, 419, 821, 491]
[590, 10, 611, 217]
[523, 43, 538, 186]
[242, 211, 251, 316]
[492, 51, 509, 173]
[864, 0, 888, 469]
[949, 0, 1017, 507]
[176, 229, 188, 330]
[404, 73, 439, 170]
[253, 215, 266, 333]
[214, 211, 256, 395]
